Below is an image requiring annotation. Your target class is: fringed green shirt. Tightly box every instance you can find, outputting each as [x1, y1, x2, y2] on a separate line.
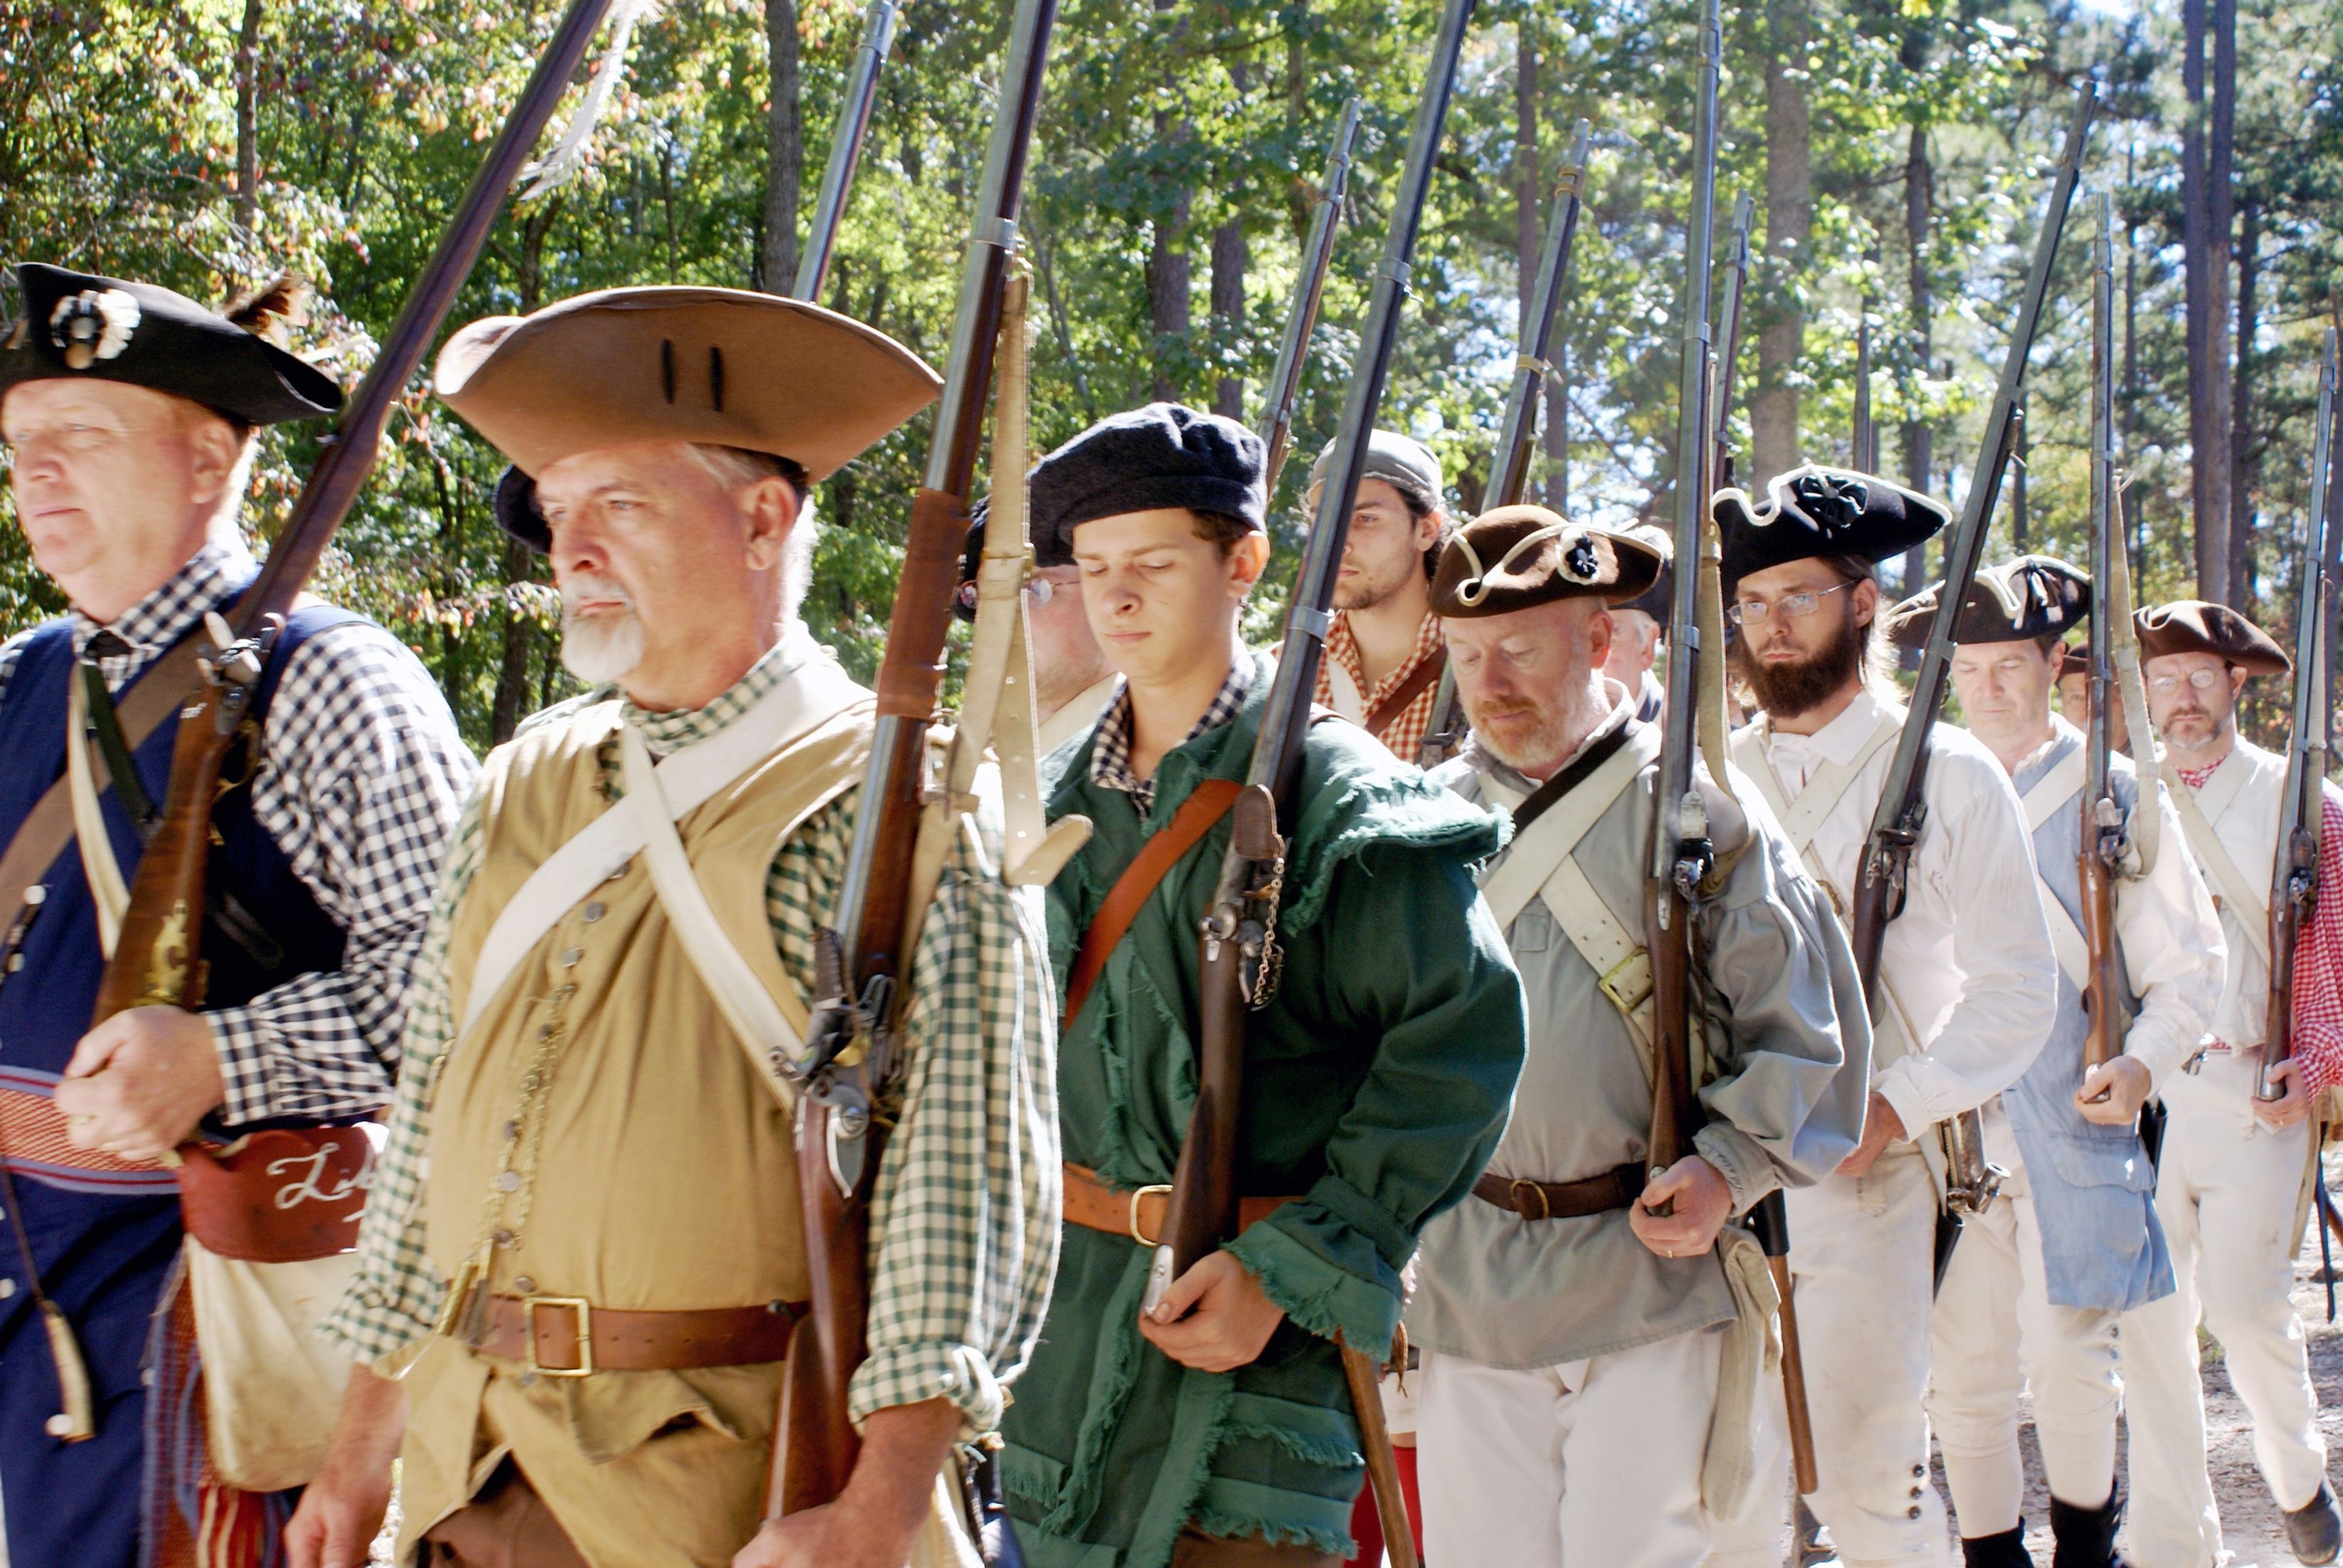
[1002, 656, 1526, 1568]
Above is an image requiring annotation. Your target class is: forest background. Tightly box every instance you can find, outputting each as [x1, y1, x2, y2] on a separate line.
[0, 0, 2336, 749]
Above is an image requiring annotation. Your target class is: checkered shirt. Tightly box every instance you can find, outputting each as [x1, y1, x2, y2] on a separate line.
[320, 639, 1062, 1435]
[0, 541, 476, 1125]
[2179, 756, 2343, 1099]
[1316, 607, 1446, 763]
[1089, 654, 1255, 814]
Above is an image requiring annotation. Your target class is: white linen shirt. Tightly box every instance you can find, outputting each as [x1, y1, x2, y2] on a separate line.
[1732, 685, 2057, 1139]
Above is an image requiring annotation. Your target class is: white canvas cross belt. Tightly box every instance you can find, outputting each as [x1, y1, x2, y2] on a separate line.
[1323, 658, 1367, 725]
[2020, 750, 2092, 988]
[461, 642, 868, 1040]
[1479, 725, 1665, 1073]
[2164, 757, 2270, 962]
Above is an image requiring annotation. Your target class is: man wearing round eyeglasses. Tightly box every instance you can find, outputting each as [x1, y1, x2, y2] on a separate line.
[2115, 601, 2343, 1568]
[1708, 467, 2057, 1568]
[1879, 559, 2223, 1568]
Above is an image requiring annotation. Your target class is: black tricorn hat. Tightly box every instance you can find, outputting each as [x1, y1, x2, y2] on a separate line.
[0, 263, 343, 426]
[1715, 464, 1952, 584]
[2135, 600, 2291, 677]
[1610, 523, 1675, 620]
[1431, 506, 1663, 617]
[1882, 555, 2091, 653]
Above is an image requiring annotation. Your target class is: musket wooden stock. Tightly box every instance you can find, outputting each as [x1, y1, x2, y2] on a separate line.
[772, 0, 1060, 1517]
[91, 0, 617, 1037]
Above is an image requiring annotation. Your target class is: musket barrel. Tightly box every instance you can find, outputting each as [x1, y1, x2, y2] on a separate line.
[1253, 0, 1480, 802]
[1489, 118, 1591, 509]
[1713, 192, 1754, 476]
[793, 0, 899, 303]
[1852, 80, 2097, 987]
[1258, 98, 1362, 498]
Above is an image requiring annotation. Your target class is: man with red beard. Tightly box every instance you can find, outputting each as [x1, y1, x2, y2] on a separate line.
[1407, 504, 1866, 1566]
[1300, 431, 1450, 760]
[2117, 602, 2343, 1568]
[1713, 466, 2056, 1568]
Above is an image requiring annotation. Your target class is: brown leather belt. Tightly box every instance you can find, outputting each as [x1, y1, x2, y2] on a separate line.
[472, 1295, 805, 1376]
[1062, 1162, 1298, 1248]
[1473, 1162, 1646, 1221]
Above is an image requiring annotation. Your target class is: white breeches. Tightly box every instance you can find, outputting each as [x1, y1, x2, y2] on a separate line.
[2118, 1051, 2327, 1568]
[1417, 1328, 1721, 1567]
[1709, 1142, 1950, 1568]
[1927, 1165, 2120, 1536]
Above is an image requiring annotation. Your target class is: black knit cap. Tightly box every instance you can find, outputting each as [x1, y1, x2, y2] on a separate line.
[0, 262, 342, 426]
[1028, 402, 1265, 562]
[1882, 555, 2090, 652]
[1715, 464, 1951, 584]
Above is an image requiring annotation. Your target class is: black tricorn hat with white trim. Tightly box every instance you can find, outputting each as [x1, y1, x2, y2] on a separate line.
[434, 286, 941, 550]
[1715, 464, 1952, 583]
[0, 262, 343, 426]
[1430, 505, 1663, 617]
[1882, 554, 2091, 652]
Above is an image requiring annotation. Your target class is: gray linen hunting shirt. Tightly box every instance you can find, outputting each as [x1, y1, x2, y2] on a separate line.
[1406, 698, 1869, 1370]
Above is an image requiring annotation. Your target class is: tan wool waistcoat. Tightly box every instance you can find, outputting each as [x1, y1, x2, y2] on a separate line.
[397, 694, 872, 1567]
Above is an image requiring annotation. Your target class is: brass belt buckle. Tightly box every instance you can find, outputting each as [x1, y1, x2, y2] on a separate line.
[1508, 1177, 1552, 1221]
[1129, 1184, 1172, 1246]
[526, 1296, 595, 1377]
[1599, 951, 1654, 1018]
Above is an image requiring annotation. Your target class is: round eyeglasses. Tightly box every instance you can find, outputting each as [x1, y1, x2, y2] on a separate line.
[1727, 580, 1855, 627]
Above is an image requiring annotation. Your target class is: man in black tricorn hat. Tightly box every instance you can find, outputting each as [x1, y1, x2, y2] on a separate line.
[1881, 559, 2222, 1567]
[1707, 466, 2056, 1568]
[0, 264, 475, 1567]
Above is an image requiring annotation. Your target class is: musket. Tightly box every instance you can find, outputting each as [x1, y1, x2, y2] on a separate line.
[1850, 82, 2095, 1266]
[1143, 3, 1478, 1561]
[792, 0, 899, 303]
[1258, 98, 1362, 498]
[2079, 194, 2129, 1098]
[1417, 118, 1593, 768]
[1713, 192, 1754, 484]
[772, 0, 1057, 1512]
[91, 0, 618, 1026]
[1853, 310, 1876, 473]
[2259, 326, 2339, 1101]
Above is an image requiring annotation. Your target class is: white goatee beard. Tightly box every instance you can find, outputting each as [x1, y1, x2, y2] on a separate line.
[559, 576, 647, 685]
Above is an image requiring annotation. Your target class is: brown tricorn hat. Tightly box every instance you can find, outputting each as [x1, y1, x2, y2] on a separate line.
[2134, 600, 2291, 676]
[435, 286, 940, 548]
[1430, 506, 1664, 618]
[1881, 555, 2091, 653]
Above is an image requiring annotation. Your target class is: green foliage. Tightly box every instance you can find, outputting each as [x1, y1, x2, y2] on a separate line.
[0, 0, 2336, 750]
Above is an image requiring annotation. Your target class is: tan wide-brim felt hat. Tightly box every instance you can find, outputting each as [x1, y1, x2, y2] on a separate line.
[435, 285, 941, 485]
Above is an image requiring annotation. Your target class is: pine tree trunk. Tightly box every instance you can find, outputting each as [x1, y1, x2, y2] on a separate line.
[2230, 198, 2258, 609]
[489, 212, 556, 744]
[761, 0, 804, 295]
[2183, 0, 2236, 603]
[1899, 109, 1934, 595]
[1210, 218, 1247, 419]
[1752, 0, 1811, 487]
[234, 0, 262, 238]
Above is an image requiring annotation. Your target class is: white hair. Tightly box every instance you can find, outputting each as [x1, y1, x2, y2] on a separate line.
[682, 443, 819, 627]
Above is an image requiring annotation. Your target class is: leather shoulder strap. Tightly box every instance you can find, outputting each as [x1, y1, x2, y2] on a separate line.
[0, 631, 211, 931]
[1479, 729, 1657, 931]
[1061, 778, 1242, 1034]
[1366, 648, 1446, 741]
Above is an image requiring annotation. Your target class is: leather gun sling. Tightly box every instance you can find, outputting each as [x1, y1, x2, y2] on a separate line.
[0, 635, 212, 930]
[1060, 778, 1243, 1034]
[1363, 647, 1447, 743]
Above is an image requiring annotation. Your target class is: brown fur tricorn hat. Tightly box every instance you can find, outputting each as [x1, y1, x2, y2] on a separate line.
[2134, 600, 2291, 676]
[434, 286, 940, 548]
[1430, 506, 1664, 617]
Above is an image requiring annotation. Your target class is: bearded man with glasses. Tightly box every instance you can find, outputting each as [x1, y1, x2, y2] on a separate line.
[2115, 601, 2343, 1568]
[1705, 467, 2057, 1568]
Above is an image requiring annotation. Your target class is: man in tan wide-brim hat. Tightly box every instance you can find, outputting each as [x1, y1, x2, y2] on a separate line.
[285, 287, 1064, 1568]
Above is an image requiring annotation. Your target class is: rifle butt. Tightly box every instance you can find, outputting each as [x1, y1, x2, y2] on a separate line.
[1148, 939, 1248, 1311]
[769, 1101, 869, 1516]
[1337, 1333, 1419, 1568]
[2077, 854, 2122, 1080]
[94, 699, 231, 1023]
